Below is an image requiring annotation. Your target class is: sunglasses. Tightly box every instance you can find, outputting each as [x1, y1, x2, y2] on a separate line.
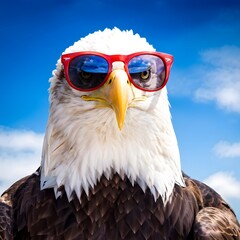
[61, 51, 174, 92]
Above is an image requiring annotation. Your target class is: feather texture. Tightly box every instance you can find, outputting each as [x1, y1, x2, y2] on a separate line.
[1, 170, 239, 239]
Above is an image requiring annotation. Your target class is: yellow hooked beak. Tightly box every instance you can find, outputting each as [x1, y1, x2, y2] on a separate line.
[82, 69, 130, 130]
[104, 69, 130, 130]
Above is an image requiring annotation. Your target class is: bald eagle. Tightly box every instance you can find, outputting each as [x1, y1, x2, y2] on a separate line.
[0, 28, 239, 239]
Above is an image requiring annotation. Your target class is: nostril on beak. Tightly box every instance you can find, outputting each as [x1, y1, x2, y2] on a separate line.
[108, 78, 112, 84]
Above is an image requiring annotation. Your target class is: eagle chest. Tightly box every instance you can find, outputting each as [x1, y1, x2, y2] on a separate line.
[13, 174, 196, 239]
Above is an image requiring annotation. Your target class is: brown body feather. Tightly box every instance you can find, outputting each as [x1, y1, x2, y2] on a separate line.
[0, 170, 239, 240]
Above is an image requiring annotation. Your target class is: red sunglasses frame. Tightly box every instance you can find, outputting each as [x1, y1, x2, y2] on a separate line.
[61, 51, 174, 92]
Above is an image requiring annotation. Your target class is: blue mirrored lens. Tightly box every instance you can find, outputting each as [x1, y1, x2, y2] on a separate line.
[68, 55, 108, 90]
[128, 55, 166, 91]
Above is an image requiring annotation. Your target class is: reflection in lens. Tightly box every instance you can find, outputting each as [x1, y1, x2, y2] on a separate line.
[68, 55, 109, 90]
[128, 55, 165, 91]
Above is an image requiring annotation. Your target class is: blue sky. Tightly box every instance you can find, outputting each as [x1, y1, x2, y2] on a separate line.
[0, 0, 240, 219]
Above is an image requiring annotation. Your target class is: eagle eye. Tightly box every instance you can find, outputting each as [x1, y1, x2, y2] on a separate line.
[80, 71, 92, 80]
[140, 70, 151, 80]
[67, 55, 109, 90]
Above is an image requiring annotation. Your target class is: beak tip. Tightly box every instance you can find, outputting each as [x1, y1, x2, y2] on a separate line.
[118, 122, 124, 131]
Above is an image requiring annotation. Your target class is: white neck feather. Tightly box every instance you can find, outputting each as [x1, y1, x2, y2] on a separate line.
[41, 84, 185, 205]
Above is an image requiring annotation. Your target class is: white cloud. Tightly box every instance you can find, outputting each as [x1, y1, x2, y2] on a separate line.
[204, 171, 240, 200]
[213, 141, 240, 158]
[170, 45, 240, 113]
[0, 128, 43, 194]
[195, 46, 240, 113]
[0, 128, 43, 151]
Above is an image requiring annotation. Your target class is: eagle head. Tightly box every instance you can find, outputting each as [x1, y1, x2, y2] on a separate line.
[41, 28, 185, 204]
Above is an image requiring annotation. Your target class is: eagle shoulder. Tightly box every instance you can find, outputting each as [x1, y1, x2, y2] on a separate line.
[184, 175, 240, 239]
[0, 174, 32, 240]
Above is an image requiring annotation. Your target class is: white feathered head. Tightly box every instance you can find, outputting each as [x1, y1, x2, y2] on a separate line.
[41, 28, 185, 204]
